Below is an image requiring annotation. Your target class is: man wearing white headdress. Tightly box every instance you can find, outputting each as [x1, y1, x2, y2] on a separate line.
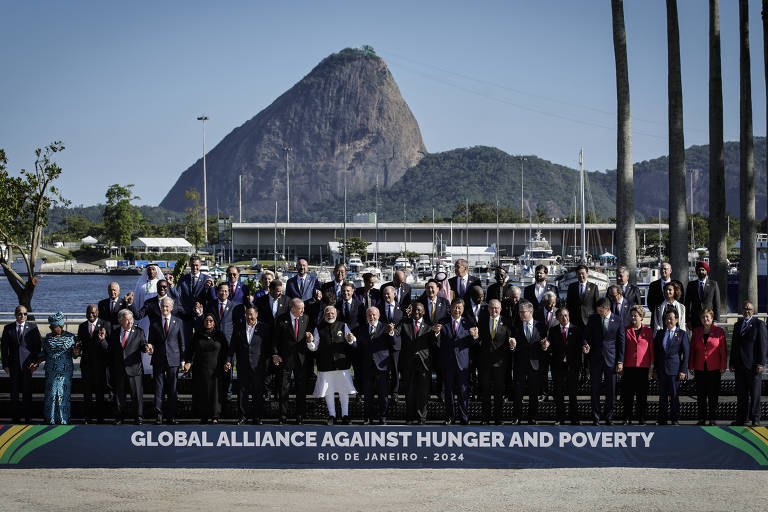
[132, 264, 162, 373]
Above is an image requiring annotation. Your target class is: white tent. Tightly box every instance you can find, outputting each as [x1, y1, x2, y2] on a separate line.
[129, 237, 194, 254]
[81, 235, 98, 244]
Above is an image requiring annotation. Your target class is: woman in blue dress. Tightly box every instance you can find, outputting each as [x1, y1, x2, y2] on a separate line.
[30, 312, 79, 424]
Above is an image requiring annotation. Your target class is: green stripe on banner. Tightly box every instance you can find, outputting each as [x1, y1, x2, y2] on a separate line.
[702, 427, 768, 466]
[0, 426, 46, 464]
[8, 426, 75, 465]
[732, 427, 768, 461]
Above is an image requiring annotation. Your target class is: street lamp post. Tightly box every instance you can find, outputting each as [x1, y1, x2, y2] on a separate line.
[519, 156, 528, 215]
[197, 115, 209, 247]
[283, 146, 292, 223]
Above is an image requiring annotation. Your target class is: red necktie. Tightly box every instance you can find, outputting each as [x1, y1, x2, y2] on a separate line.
[294, 318, 299, 339]
[415, 320, 420, 334]
[164, 318, 169, 335]
[453, 319, 459, 334]
[220, 304, 225, 318]
[121, 330, 128, 348]
[562, 327, 567, 344]
[89, 323, 94, 336]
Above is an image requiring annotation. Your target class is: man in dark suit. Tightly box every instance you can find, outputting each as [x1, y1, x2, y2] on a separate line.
[209, 265, 249, 306]
[548, 308, 583, 425]
[229, 306, 271, 424]
[476, 299, 514, 425]
[684, 261, 721, 330]
[729, 301, 767, 426]
[128, 279, 187, 326]
[646, 262, 676, 319]
[1, 305, 42, 423]
[147, 297, 185, 424]
[433, 298, 479, 425]
[653, 308, 690, 425]
[98, 281, 131, 326]
[336, 282, 363, 332]
[382, 269, 412, 310]
[354, 272, 381, 310]
[533, 290, 559, 402]
[524, 264, 560, 310]
[606, 285, 632, 327]
[400, 302, 434, 424]
[321, 263, 347, 303]
[286, 257, 322, 304]
[103, 309, 149, 424]
[255, 278, 289, 400]
[175, 255, 212, 340]
[509, 300, 549, 424]
[583, 297, 625, 425]
[272, 298, 313, 424]
[464, 286, 487, 326]
[76, 304, 110, 423]
[380, 285, 404, 400]
[566, 265, 599, 328]
[487, 266, 517, 320]
[448, 259, 481, 302]
[418, 279, 450, 325]
[616, 266, 641, 307]
[355, 306, 401, 424]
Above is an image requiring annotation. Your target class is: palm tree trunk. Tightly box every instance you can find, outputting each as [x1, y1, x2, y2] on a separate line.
[708, 0, 727, 312]
[739, 0, 757, 305]
[666, 0, 687, 284]
[611, 0, 637, 283]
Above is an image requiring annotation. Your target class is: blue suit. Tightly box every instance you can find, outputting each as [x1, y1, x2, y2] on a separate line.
[175, 271, 211, 341]
[436, 316, 479, 423]
[730, 317, 767, 423]
[653, 328, 689, 423]
[286, 274, 320, 303]
[355, 322, 401, 421]
[209, 280, 249, 306]
[583, 312, 626, 422]
[229, 321, 272, 421]
[148, 315, 185, 419]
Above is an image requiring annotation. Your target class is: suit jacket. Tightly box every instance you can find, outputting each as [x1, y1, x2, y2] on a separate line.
[255, 293, 290, 329]
[476, 312, 513, 369]
[566, 281, 599, 327]
[730, 316, 768, 371]
[435, 316, 479, 371]
[229, 321, 271, 376]
[147, 315, 185, 368]
[108, 325, 148, 377]
[273, 312, 312, 369]
[548, 323, 583, 372]
[653, 327, 690, 376]
[354, 322, 400, 373]
[381, 281, 412, 309]
[335, 297, 364, 332]
[448, 274, 481, 301]
[486, 282, 518, 319]
[400, 318, 435, 372]
[380, 301, 404, 328]
[418, 295, 450, 325]
[76, 319, 110, 370]
[523, 282, 560, 310]
[689, 325, 727, 371]
[511, 321, 548, 372]
[533, 305, 559, 333]
[610, 299, 632, 328]
[583, 312, 625, 368]
[176, 272, 211, 311]
[684, 278, 721, 329]
[209, 280, 249, 306]
[646, 279, 684, 317]
[130, 295, 187, 326]
[321, 279, 346, 303]
[618, 283, 642, 307]
[97, 297, 131, 326]
[463, 300, 488, 327]
[1, 322, 42, 374]
[354, 286, 382, 310]
[286, 274, 320, 303]
[200, 299, 242, 342]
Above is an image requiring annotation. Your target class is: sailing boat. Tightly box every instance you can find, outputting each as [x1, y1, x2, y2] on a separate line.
[554, 149, 610, 299]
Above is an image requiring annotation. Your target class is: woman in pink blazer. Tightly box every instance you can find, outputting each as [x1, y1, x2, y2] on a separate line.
[621, 305, 654, 425]
[689, 309, 727, 425]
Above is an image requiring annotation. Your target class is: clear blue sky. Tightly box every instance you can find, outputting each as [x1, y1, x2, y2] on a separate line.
[0, 0, 765, 208]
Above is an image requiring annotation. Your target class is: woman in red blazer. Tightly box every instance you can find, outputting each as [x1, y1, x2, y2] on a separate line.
[689, 309, 727, 425]
[620, 305, 654, 425]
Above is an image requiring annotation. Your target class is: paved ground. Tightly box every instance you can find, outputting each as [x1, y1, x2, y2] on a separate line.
[1, 468, 766, 511]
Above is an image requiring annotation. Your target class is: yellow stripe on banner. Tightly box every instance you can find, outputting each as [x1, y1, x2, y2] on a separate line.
[0, 426, 30, 458]
[748, 427, 768, 447]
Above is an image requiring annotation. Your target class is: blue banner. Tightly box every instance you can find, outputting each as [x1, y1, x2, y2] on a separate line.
[1, 425, 767, 469]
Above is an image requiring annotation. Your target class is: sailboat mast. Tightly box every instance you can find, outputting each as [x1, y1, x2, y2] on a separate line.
[580, 148, 586, 265]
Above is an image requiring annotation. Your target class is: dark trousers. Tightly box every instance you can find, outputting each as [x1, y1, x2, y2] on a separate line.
[552, 364, 580, 422]
[391, 349, 402, 396]
[405, 365, 431, 422]
[694, 369, 721, 421]
[621, 366, 649, 422]
[479, 363, 507, 422]
[538, 358, 550, 397]
[114, 373, 144, 420]
[153, 365, 178, 418]
[590, 361, 617, 421]
[362, 368, 390, 420]
[657, 373, 680, 422]
[278, 364, 308, 419]
[238, 369, 265, 420]
[514, 366, 541, 420]
[82, 364, 107, 421]
[9, 369, 33, 421]
[734, 368, 762, 423]
[442, 365, 470, 423]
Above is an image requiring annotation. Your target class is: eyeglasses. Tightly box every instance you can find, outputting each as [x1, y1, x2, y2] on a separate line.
[743, 307, 754, 311]
[157, 285, 168, 289]
[15, 312, 27, 316]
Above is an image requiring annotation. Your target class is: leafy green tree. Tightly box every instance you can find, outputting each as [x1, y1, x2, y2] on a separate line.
[103, 184, 140, 251]
[184, 189, 205, 250]
[0, 142, 70, 310]
[336, 236, 369, 259]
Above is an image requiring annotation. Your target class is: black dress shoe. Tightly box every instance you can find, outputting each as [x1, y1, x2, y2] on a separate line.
[637, 419, 646, 425]
[620, 419, 630, 426]
[341, 416, 350, 425]
[553, 420, 561, 426]
[11, 418, 21, 424]
[657, 420, 668, 426]
[136, 417, 143, 425]
[480, 420, 490, 425]
[96, 418, 105, 424]
[671, 420, 680, 425]
[83, 419, 91, 425]
[460, 419, 470, 425]
[278, 417, 286, 425]
[236, 417, 248, 425]
[390, 394, 399, 404]
[418, 419, 426, 425]
[510, 418, 520, 425]
[327, 416, 336, 426]
[113, 419, 123, 425]
[295, 416, 303, 425]
[379, 418, 387, 425]
[24, 418, 32, 424]
[155, 416, 163, 425]
[363, 418, 372, 425]
[444, 419, 454, 425]
[253, 418, 263, 425]
[168, 418, 179, 425]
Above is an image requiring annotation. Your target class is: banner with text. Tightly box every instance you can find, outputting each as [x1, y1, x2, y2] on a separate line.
[0, 425, 767, 469]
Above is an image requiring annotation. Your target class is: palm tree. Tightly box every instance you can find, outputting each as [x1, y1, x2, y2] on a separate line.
[611, 0, 637, 283]
[666, 0, 687, 284]
[739, 0, 757, 305]
[708, 0, 727, 312]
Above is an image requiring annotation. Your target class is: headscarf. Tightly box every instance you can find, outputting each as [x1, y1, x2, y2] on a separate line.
[48, 311, 65, 326]
[435, 271, 452, 301]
